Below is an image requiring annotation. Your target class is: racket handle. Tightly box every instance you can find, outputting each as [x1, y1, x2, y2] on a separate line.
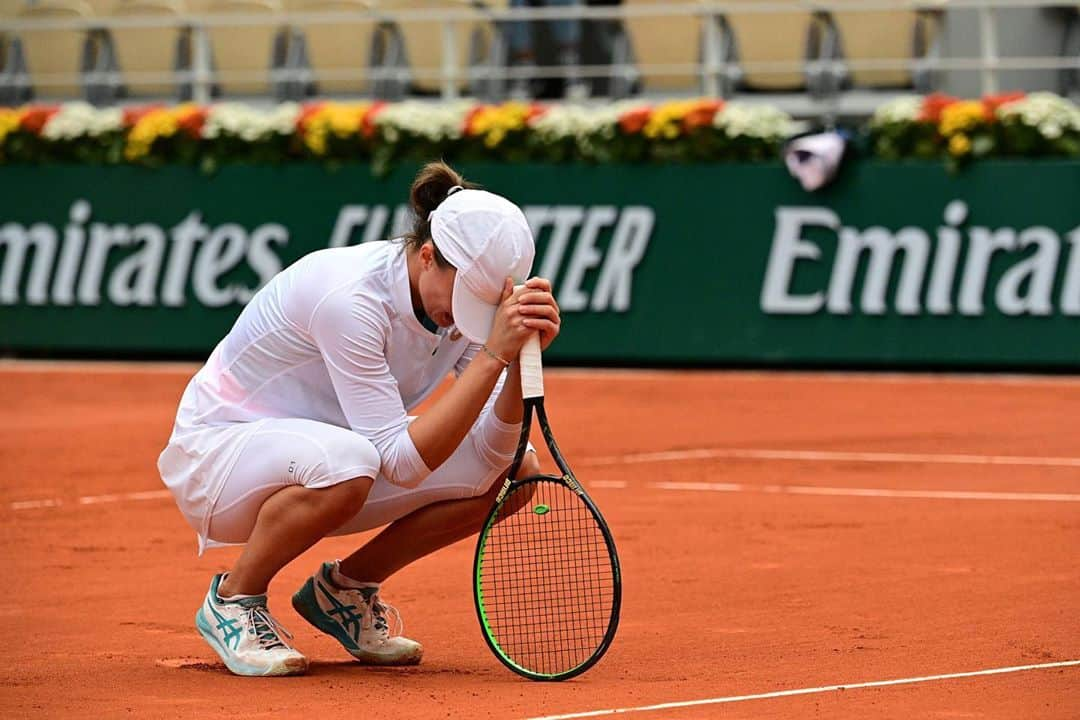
[520, 333, 544, 399]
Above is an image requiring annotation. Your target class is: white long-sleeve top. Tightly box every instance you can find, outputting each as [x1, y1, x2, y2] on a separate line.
[175, 240, 519, 489]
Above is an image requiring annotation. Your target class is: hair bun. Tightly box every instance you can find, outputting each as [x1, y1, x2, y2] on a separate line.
[404, 161, 477, 255]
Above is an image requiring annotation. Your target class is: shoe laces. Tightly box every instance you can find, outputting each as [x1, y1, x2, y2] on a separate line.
[352, 588, 404, 639]
[244, 603, 294, 651]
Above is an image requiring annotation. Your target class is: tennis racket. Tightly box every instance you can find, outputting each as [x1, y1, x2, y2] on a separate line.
[473, 331, 622, 681]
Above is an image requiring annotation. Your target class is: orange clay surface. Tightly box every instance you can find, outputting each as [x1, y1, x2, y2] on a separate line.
[1, 363, 1078, 720]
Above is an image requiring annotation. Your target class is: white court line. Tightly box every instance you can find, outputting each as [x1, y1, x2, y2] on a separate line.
[590, 480, 629, 489]
[12, 481, 1080, 511]
[585, 447, 1080, 469]
[653, 481, 1080, 503]
[78, 490, 171, 505]
[11, 489, 172, 510]
[10, 498, 63, 510]
[525, 660, 1080, 720]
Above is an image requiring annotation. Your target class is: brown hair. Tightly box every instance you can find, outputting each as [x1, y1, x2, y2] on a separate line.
[404, 160, 478, 267]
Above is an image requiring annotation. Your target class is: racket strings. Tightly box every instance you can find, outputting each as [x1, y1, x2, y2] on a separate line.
[479, 479, 616, 676]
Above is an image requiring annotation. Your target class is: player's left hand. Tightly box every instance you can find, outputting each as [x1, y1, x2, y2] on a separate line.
[515, 277, 560, 352]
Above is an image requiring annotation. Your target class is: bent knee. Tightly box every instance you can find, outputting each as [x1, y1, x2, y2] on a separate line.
[304, 475, 373, 526]
[475, 451, 540, 501]
[517, 451, 541, 479]
[335, 475, 374, 507]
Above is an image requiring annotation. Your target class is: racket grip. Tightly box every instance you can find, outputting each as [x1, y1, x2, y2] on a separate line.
[520, 333, 544, 399]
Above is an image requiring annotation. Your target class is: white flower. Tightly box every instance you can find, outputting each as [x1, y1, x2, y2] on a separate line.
[714, 102, 794, 140]
[869, 96, 922, 127]
[997, 92, 1080, 135]
[268, 102, 300, 135]
[204, 103, 298, 141]
[42, 102, 122, 140]
[374, 101, 471, 141]
[530, 104, 615, 141]
[1039, 122, 1063, 139]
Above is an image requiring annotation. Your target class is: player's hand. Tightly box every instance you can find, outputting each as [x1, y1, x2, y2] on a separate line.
[486, 277, 561, 360]
[516, 277, 560, 352]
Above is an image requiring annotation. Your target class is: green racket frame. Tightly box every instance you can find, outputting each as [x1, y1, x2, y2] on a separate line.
[473, 396, 623, 681]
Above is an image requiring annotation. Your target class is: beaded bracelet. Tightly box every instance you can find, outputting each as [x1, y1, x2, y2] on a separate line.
[481, 344, 511, 367]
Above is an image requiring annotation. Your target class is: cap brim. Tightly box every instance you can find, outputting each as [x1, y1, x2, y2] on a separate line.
[452, 273, 498, 344]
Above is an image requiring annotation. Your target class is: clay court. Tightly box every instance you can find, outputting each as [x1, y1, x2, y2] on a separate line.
[2, 362, 1078, 719]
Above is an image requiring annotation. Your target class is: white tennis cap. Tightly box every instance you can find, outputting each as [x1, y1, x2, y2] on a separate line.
[430, 188, 535, 344]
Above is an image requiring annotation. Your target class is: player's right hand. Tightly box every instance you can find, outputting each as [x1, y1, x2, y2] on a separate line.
[486, 277, 559, 361]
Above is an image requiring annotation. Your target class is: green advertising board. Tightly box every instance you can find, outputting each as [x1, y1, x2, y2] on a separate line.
[1, 160, 1078, 367]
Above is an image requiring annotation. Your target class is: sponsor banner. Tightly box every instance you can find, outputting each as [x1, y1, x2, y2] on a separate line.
[1, 161, 1078, 366]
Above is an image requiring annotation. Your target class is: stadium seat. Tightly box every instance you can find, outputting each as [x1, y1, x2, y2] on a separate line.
[372, 0, 499, 96]
[15, 0, 95, 98]
[199, 0, 289, 96]
[285, 0, 375, 95]
[620, 0, 699, 92]
[109, 0, 188, 98]
[830, 4, 943, 89]
[621, 0, 810, 93]
[724, 4, 811, 91]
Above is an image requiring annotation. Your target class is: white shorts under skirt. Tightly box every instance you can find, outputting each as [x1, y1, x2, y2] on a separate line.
[159, 417, 513, 554]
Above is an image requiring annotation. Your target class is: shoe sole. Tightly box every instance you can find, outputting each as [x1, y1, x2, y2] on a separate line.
[195, 608, 308, 677]
[292, 579, 423, 667]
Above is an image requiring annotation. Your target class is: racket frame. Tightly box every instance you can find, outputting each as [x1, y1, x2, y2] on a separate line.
[473, 395, 623, 681]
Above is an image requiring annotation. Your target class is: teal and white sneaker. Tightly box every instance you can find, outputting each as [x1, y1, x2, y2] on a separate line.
[292, 561, 423, 666]
[195, 573, 308, 677]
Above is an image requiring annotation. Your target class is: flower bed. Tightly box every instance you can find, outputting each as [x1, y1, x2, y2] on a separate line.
[0, 99, 789, 172]
[0, 93, 1077, 172]
[869, 91, 1080, 167]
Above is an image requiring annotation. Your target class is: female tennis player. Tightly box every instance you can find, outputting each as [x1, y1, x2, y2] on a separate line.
[157, 161, 560, 677]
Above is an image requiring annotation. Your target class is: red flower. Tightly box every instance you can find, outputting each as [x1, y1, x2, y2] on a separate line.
[918, 93, 959, 123]
[296, 102, 326, 133]
[176, 106, 207, 138]
[463, 104, 489, 136]
[682, 99, 723, 132]
[19, 105, 60, 135]
[618, 107, 651, 135]
[525, 103, 547, 124]
[122, 104, 164, 127]
[982, 91, 1026, 114]
[362, 101, 388, 138]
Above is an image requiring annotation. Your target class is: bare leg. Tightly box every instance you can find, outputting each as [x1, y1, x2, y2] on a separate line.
[219, 477, 373, 597]
[339, 453, 540, 583]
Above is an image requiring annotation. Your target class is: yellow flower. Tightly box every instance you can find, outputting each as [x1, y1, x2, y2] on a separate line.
[948, 133, 972, 156]
[940, 101, 988, 136]
[306, 126, 328, 155]
[301, 102, 371, 153]
[0, 108, 22, 144]
[467, 102, 530, 146]
[642, 99, 701, 140]
[486, 127, 507, 148]
[331, 103, 369, 137]
[125, 108, 179, 160]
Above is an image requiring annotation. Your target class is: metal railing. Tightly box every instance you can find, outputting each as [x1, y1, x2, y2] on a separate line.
[1, 0, 1078, 108]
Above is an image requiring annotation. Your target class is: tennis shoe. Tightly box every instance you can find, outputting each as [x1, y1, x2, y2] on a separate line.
[292, 561, 423, 666]
[195, 573, 308, 677]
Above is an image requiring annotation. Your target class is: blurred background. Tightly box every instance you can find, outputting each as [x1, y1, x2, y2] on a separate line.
[2, 0, 1078, 115]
